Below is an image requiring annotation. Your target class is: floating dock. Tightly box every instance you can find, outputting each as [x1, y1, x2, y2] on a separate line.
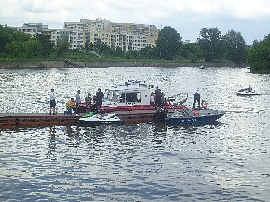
[0, 113, 81, 126]
[0, 110, 157, 126]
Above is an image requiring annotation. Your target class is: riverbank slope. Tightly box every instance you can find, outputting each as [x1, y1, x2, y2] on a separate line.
[0, 61, 247, 68]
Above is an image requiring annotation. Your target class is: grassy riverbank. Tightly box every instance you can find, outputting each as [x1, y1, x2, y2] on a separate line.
[0, 60, 247, 69]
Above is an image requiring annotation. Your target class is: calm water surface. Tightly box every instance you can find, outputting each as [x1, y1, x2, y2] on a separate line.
[0, 67, 270, 201]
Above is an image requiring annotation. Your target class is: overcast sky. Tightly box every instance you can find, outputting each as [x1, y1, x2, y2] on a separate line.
[1, 0, 270, 45]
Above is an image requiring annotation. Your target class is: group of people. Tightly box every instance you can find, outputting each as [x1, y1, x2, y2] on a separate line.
[49, 88, 104, 115]
[150, 87, 166, 107]
[83, 88, 104, 114]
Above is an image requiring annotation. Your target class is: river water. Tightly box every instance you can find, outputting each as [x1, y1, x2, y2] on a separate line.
[0, 66, 270, 201]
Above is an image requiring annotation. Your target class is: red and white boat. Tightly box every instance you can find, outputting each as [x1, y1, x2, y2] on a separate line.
[100, 80, 187, 113]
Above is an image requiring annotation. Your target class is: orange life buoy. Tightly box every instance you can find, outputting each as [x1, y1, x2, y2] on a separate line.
[193, 109, 199, 116]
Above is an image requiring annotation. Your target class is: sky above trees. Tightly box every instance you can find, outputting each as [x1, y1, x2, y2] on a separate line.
[1, 0, 270, 45]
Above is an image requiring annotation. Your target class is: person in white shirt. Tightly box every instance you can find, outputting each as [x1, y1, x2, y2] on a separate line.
[150, 93, 155, 106]
[49, 88, 56, 115]
[75, 90, 81, 114]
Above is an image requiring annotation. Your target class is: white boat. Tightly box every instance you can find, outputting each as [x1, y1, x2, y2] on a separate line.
[79, 112, 124, 125]
[236, 86, 259, 96]
[101, 80, 187, 112]
[102, 80, 154, 107]
[199, 65, 205, 69]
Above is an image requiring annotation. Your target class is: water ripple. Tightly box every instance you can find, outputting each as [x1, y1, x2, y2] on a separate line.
[0, 67, 270, 201]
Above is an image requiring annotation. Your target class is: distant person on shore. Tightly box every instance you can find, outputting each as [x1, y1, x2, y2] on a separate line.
[49, 88, 56, 115]
[75, 90, 81, 114]
[65, 98, 75, 115]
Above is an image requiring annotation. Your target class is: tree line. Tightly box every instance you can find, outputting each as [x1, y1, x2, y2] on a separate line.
[0, 24, 269, 73]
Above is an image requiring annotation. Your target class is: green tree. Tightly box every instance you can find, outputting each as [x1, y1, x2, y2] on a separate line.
[124, 50, 140, 59]
[198, 27, 223, 62]
[6, 41, 26, 58]
[25, 39, 42, 58]
[247, 34, 270, 73]
[55, 38, 70, 57]
[93, 38, 111, 55]
[181, 43, 203, 62]
[138, 46, 156, 59]
[222, 30, 246, 64]
[155, 26, 182, 60]
[110, 46, 124, 58]
[0, 25, 31, 54]
[35, 32, 54, 57]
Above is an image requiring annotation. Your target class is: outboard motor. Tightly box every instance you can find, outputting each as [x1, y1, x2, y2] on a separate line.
[153, 106, 168, 122]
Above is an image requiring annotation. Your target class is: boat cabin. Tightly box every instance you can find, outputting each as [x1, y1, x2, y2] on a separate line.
[102, 80, 155, 106]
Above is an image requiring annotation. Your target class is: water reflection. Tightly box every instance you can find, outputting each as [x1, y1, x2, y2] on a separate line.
[1, 67, 270, 201]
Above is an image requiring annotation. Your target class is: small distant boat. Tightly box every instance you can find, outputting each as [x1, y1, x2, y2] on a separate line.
[154, 107, 225, 125]
[236, 86, 259, 96]
[79, 112, 124, 125]
[199, 65, 205, 69]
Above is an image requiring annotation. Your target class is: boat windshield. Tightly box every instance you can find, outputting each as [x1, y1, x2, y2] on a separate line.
[104, 89, 141, 103]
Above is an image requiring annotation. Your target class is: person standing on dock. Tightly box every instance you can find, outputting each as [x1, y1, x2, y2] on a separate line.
[49, 88, 56, 115]
[75, 90, 81, 115]
[65, 98, 75, 115]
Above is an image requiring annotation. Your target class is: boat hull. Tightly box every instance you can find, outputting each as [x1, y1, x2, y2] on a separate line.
[165, 113, 225, 125]
[236, 92, 260, 96]
[79, 113, 125, 125]
[79, 119, 125, 125]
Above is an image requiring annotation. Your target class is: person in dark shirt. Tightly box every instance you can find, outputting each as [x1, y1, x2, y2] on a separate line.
[96, 88, 104, 109]
[193, 92, 200, 108]
[155, 88, 162, 107]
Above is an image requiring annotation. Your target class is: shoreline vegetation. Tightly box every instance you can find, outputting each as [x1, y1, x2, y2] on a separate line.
[1, 25, 269, 73]
[0, 61, 248, 69]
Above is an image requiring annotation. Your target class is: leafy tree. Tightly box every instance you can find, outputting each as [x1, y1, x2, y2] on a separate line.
[6, 39, 41, 59]
[138, 46, 156, 59]
[111, 46, 124, 58]
[181, 43, 203, 62]
[6, 41, 26, 58]
[93, 38, 111, 55]
[0, 25, 31, 53]
[247, 34, 270, 73]
[124, 50, 140, 59]
[25, 39, 42, 58]
[55, 38, 70, 57]
[198, 27, 223, 62]
[252, 39, 259, 45]
[85, 41, 94, 51]
[155, 26, 182, 60]
[35, 32, 54, 57]
[222, 30, 246, 64]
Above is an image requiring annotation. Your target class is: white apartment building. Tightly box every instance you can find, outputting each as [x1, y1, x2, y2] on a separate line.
[71, 18, 158, 51]
[46, 29, 73, 46]
[13, 19, 159, 51]
[15, 23, 48, 37]
[64, 21, 89, 49]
